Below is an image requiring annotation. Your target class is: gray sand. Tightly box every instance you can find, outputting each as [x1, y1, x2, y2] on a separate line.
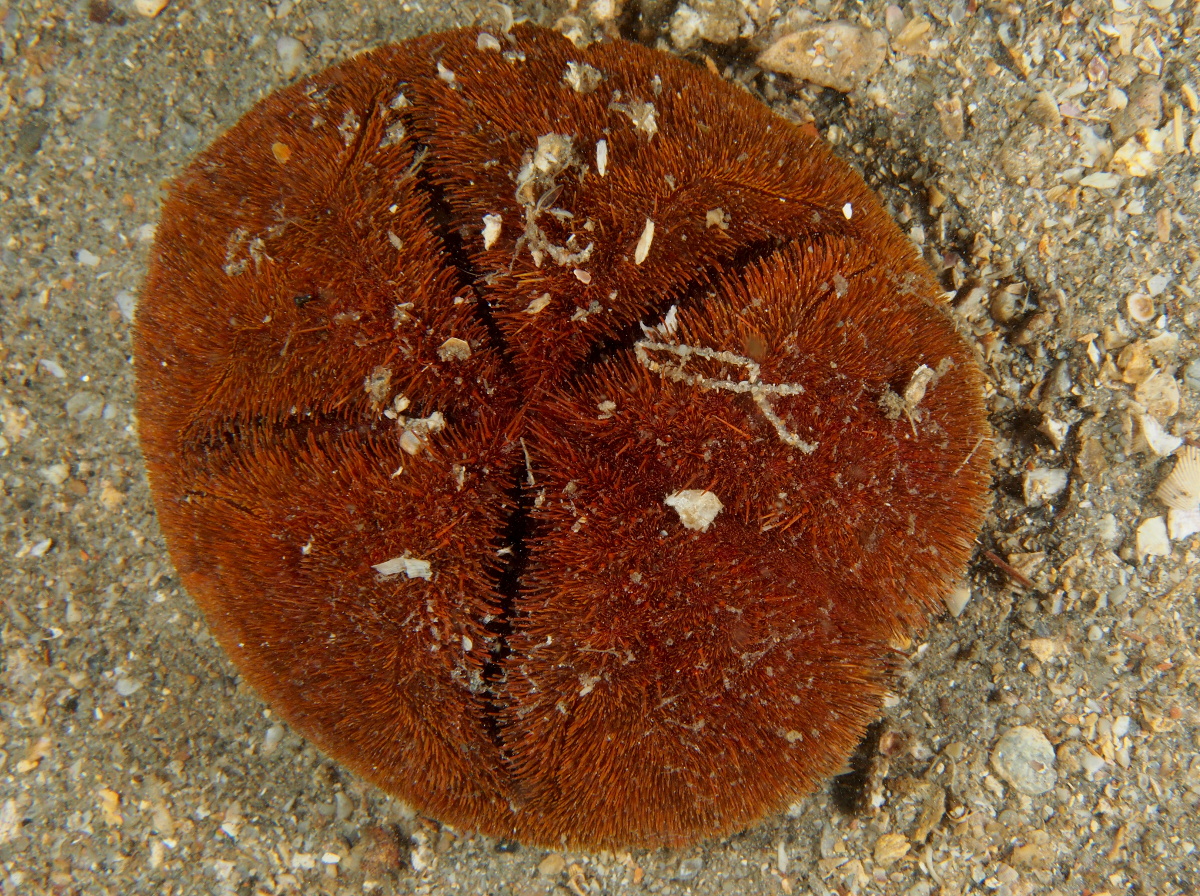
[2, 1, 1197, 894]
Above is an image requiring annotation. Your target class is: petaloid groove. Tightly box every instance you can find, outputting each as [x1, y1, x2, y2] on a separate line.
[135, 24, 991, 849]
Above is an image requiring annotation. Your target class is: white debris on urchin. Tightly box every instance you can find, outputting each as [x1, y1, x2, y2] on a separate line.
[482, 213, 502, 250]
[373, 554, 434, 580]
[1156, 445, 1200, 511]
[664, 489, 723, 532]
[596, 138, 608, 176]
[634, 217, 655, 265]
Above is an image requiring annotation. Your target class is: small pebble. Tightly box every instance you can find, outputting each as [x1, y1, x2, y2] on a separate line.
[115, 677, 142, 697]
[39, 359, 66, 379]
[991, 726, 1057, 795]
[23, 87, 46, 109]
[677, 856, 704, 880]
[115, 290, 137, 322]
[263, 724, 285, 753]
[77, 248, 101, 267]
[276, 36, 306, 78]
[537, 853, 566, 877]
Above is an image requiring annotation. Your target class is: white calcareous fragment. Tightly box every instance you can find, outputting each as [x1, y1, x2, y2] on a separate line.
[596, 138, 608, 176]
[524, 293, 552, 315]
[1156, 445, 1200, 510]
[436, 61, 457, 86]
[664, 489, 724, 532]
[398, 411, 446, 455]
[476, 32, 502, 52]
[1023, 467, 1067, 506]
[634, 217, 655, 265]
[373, 554, 434, 580]
[437, 337, 472, 362]
[611, 100, 658, 139]
[482, 213, 502, 250]
[842, 202, 853, 219]
[1136, 516, 1170, 559]
[563, 61, 603, 93]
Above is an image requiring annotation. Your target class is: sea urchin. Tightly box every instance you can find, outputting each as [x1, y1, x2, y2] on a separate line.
[135, 24, 991, 849]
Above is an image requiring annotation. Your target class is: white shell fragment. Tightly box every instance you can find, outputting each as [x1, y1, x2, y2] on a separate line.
[1126, 292, 1155, 324]
[596, 138, 608, 176]
[1156, 445, 1200, 511]
[562, 61, 603, 94]
[944, 585, 971, 618]
[842, 202, 853, 219]
[1023, 467, 1067, 506]
[664, 489, 724, 532]
[373, 554, 434, 580]
[1168, 507, 1200, 541]
[634, 218, 655, 265]
[482, 213, 502, 250]
[398, 411, 446, 455]
[437, 337, 472, 362]
[1136, 516, 1170, 559]
[1135, 413, 1183, 457]
[524, 293, 552, 315]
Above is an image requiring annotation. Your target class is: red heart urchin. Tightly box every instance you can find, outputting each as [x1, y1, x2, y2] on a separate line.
[134, 24, 990, 849]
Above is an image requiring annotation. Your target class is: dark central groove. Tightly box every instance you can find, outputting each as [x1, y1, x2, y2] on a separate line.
[407, 139, 521, 382]
[406, 135, 531, 751]
[478, 463, 537, 756]
[577, 232, 792, 375]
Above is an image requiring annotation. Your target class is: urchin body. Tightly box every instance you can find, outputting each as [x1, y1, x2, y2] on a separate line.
[135, 25, 990, 849]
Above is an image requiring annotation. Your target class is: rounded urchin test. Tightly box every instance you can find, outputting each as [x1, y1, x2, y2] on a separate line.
[134, 24, 991, 849]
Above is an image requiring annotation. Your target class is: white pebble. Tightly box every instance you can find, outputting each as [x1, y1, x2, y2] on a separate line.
[77, 249, 100, 267]
[991, 726, 1057, 795]
[115, 290, 137, 322]
[481, 213, 502, 250]
[41, 463, 70, 486]
[263, 724, 285, 753]
[39, 359, 66, 379]
[276, 36, 306, 78]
